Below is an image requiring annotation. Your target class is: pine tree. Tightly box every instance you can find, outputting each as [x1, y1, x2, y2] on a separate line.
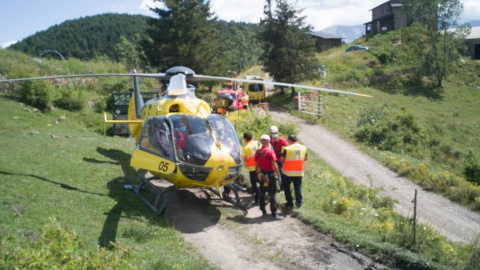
[258, 0, 319, 95]
[145, 0, 222, 75]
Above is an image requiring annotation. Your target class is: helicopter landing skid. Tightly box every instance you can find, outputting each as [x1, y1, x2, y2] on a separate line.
[124, 171, 173, 215]
[209, 182, 253, 213]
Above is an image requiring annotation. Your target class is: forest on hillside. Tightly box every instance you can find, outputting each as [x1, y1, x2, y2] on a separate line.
[9, 14, 151, 61]
[8, 13, 263, 74]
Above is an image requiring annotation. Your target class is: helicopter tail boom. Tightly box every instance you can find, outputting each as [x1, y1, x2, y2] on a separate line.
[103, 113, 142, 136]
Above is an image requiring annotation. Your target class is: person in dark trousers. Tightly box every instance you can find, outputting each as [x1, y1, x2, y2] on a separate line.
[242, 132, 260, 205]
[255, 134, 284, 220]
[280, 135, 308, 208]
[269, 125, 288, 191]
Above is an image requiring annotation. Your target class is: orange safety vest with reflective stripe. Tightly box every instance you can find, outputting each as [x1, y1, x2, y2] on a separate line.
[282, 142, 307, 177]
[243, 139, 260, 171]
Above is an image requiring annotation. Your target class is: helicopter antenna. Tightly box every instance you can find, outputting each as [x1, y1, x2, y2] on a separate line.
[132, 69, 144, 119]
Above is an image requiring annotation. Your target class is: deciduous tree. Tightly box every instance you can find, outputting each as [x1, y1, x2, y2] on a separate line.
[404, 0, 470, 87]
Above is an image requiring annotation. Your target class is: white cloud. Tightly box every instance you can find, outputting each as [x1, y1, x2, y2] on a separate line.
[210, 0, 264, 23]
[210, 0, 385, 30]
[139, 0, 164, 15]
[1, 40, 18, 49]
[461, 1, 480, 23]
[138, 0, 477, 31]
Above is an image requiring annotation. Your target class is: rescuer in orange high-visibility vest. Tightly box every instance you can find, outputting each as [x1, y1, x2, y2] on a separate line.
[242, 132, 260, 205]
[280, 134, 308, 208]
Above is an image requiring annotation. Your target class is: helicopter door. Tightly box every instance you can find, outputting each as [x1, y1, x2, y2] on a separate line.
[131, 116, 176, 174]
[207, 114, 242, 165]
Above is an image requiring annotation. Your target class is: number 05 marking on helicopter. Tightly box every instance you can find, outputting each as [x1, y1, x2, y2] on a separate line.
[158, 161, 170, 172]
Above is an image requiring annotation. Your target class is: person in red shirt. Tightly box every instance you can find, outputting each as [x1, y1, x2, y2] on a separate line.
[269, 125, 288, 191]
[174, 122, 188, 151]
[255, 134, 283, 220]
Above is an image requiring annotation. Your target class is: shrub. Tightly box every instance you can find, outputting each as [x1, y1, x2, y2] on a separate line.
[0, 219, 136, 270]
[19, 80, 55, 111]
[54, 88, 86, 111]
[465, 162, 480, 185]
[356, 111, 426, 155]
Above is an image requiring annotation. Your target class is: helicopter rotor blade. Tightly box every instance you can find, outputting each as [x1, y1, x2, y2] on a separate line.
[193, 74, 372, 98]
[0, 73, 169, 83]
[1, 70, 372, 98]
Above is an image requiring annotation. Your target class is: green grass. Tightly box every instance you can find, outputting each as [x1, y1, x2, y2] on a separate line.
[1, 43, 480, 269]
[0, 94, 216, 269]
[268, 57, 480, 210]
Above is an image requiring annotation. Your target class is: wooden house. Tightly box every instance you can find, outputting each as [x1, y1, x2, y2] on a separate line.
[310, 31, 344, 52]
[365, 0, 412, 35]
[465, 26, 480, 60]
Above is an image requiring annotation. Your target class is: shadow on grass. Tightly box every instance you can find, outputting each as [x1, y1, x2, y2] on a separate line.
[403, 83, 444, 100]
[0, 170, 105, 196]
[371, 76, 445, 101]
[86, 147, 151, 249]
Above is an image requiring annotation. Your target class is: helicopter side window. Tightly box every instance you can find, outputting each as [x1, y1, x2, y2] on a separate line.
[139, 117, 174, 160]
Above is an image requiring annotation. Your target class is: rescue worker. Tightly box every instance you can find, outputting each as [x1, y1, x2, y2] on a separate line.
[255, 134, 284, 220]
[242, 132, 260, 205]
[269, 125, 288, 191]
[280, 135, 308, 208]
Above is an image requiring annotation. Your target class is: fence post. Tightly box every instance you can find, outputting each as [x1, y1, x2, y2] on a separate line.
[298, 92, 301, 111]
[318, 96, 322, 117]
[412, 189, 417, 247]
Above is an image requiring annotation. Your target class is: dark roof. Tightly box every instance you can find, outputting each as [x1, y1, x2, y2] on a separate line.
[310, 31, 344, 39]
[370, 0, 404, 11]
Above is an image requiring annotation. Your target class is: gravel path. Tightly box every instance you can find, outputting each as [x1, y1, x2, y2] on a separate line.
[268, 105, 480, 243]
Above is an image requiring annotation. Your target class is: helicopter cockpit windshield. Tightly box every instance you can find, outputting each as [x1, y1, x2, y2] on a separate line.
[137, 114, 242, 170]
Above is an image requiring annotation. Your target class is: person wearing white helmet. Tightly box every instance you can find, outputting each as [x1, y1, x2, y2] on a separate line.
[255, 134, 283, 220]
[269, 125, 288, 192]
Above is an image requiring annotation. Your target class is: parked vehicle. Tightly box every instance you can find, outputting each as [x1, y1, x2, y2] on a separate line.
[346, 45, 369, 52]
[214, 89, 249, 114]
[244, 75, 265, 104]
[111, 91, 159, 135]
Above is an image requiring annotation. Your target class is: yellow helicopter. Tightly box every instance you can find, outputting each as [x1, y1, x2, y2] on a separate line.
[2, 66, 372, 214]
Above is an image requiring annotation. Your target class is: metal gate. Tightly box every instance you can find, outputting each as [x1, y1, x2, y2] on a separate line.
[295, 92, 323, 117]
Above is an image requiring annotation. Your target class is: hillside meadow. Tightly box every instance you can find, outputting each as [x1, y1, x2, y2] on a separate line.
[268, 36, 480, 211]
[1, 48, 479, 269]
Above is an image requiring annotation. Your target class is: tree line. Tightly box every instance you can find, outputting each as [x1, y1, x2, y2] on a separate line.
[8, 0, 469, 90]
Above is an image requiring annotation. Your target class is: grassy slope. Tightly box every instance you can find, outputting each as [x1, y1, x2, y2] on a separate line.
[0, 94, 216, 269]
[268, 40, 480, 210]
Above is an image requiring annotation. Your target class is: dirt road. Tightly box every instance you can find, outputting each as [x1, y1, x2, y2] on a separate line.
[268, 106, 480, 244]
[158, 179, 391, 270]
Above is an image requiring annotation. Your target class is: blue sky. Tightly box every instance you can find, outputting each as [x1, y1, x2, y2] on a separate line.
[1, 0, 479, 48]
